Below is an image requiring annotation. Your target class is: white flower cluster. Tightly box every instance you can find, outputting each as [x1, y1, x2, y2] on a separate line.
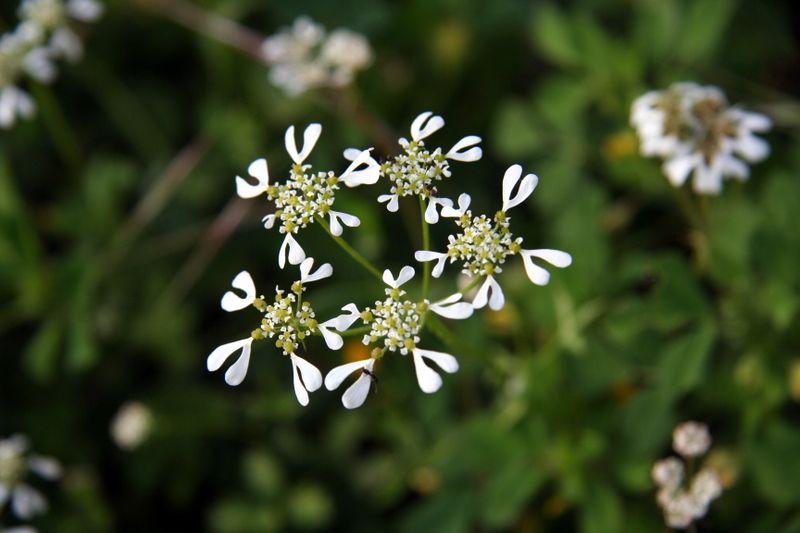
[0, 0, 102, 129]
[0, 435, 61, 529]
[209, 112, 571, 409]
[415, 165, 572, 311]
[653, 421, 723, 529]
[631, 82, 771, 195]
[261, 16, 371, 96]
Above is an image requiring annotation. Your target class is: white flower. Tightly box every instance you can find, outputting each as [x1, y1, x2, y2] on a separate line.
[0, 86, 35, 129]
[652, 457, 684, 489]
[690, 469, 722, 505]
[0, 434, 61, 521]
[207, 262, 340, 406]
[416, 165, 572, 310]
[18, 0, 101, 62]
[631, 82, 771, 195]
[235, 123, 379, 269]
[672, 421, 712, 458]
[260, 17, 371, 96]
[110, 402, 153, 451]
[329, 267, 470, 402]
[376, 111, 482, 220]
[0, 32, 39, 129]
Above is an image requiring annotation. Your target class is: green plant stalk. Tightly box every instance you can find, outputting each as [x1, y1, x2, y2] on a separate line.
[30, 83, 82, 174]
[419, 195, 431, 300]
[316, 216, 382, 281]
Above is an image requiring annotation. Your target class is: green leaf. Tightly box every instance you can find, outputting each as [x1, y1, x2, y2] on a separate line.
[23, 318, 63, 383]
[657, 321, 716, 396]
[750, 422, 800, 507]
[531, 4, 582, 67]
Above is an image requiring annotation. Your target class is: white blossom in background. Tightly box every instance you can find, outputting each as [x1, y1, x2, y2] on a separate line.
[110, 402, 153, 451]
[324, 266, 472, 408]
[415, 164, 572, 311]
[0, 434, 61, 523]
[234, 123, 380, 269]
[653, 421, 723, 529]
[261, 16, 371, 96]
[631, 82, 771, 195]
[375, 111, 483, 222]
[0, 0, 101, 130]
[207, 260, 345, 406]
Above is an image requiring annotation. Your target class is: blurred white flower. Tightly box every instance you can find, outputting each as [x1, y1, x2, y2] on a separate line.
[631, 82, 771, 195]
[0, 32, 38, 129]
[0, 435, 61, 522]
[207, 260, 342, 406]
[261, 16, 371, 96]
[235, 123, 379, 269]
[416, 165, 572, 310]
[110, 402, 153, 451]
[376, 111, 482, 221]
[653, 421, 723, 529]
[18, 0, 102, 61]
[673, 421, 712, 458]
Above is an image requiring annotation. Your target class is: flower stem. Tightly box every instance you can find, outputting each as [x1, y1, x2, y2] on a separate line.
[316, 216, 382, 281]
[30, 83, 82, 174]
[459, 275, 484, 296]
[419, 196, 431, 300]
[337, 325, 371, 337]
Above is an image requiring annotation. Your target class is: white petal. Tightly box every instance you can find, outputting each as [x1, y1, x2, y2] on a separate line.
[262, 214, 276, 229]
[340, 148, 380, 187]
[521, 254, 551, 285]
[278, 233, 306, 269]
[414, 250, 448, 278]
[328, 210, 360, 237]
[382, 265, 415, 288]
[342, 371, 374, 409]
[294, 355, 323, 392]
[67, 0, 103, 20]
[416, 348, 459, 373]
[299, 257, 333, 284]
[663, 153, 699, 187]
[324, 358, 373, 390]
[735, 134, 770, 162]
[412, 350, 442, 393]
[207, 338, 253, 387]
[524, 249, 573, 268]
[430, 293, 473, 319]
[410, 111, 445, 141]
[330, 303, 361, 331]
[11, 484, 47, 520]
[318, 323, 344, 350]
[285, 123, 322, 164]
[28, 456, 62, 480]
[343, 147, 363, 160]
[0, 484, 9, 506]
[721, 155, 749, 180]
[501, 165, 538, 212]
[441, 193, 471, 218]
[446, 135, 483, 162]
[424, 196, 453, 224]
[378, 194, 400, 212]
[236, 158, 270, 199]
[473, 276, 504, 310]
[693, 160, 723, 195]
[220, 271, 257, 312]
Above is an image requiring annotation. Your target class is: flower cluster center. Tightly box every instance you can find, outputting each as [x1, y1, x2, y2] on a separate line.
[447, 211, 522, 276]
[253, 289, 318, 355]
[361, 287, 427, 354]
[382, 140, 450, 199]
[268, 165, 339, 234]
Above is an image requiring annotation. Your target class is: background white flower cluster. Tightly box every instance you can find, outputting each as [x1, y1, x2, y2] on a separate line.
[0, 0, 102, 129]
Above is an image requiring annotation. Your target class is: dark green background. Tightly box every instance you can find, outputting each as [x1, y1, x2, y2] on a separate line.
[1, 0, 799, 531]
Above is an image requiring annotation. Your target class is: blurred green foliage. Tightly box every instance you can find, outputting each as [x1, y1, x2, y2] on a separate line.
[2, 0, 800, 531]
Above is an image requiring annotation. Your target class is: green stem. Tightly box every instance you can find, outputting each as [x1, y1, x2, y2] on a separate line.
[460, 275, 485, 296]
[419, 196, 431, 300]
[337, 325, 371, 337]
[30, 83, 82, 174]
[316, 216, 382, 280]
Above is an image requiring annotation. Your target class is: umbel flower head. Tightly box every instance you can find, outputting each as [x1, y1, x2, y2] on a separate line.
[376, 111, 483, 223]
[207, 259, 345, 406]
[324, 266, 473, 409]
[652, 421, 723, 529]
[18, 0, 103, 62]
[631, 82, 771, 195]
[261, 16, 372, 96]
[415, 164, 572, 310]
[0, 434, 61, 522]
[234, 123, 380, 268]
